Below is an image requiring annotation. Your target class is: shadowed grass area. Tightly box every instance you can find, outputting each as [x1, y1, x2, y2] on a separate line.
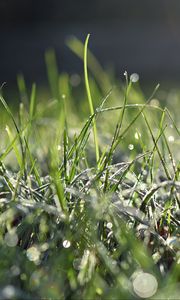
[0, 36, 179, 299]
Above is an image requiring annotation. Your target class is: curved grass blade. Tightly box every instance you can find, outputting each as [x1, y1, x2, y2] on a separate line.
[84, 34, 99, 163]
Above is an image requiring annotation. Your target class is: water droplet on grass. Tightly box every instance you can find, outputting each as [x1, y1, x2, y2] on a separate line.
[168, 136, 175, 143]
[63, 240, 71, 248]
[134, 132, 141, 140]
[107, 222, 113, 229]
[10, 265, 20, 276]
[4, 232, 18, 247]
[70, 74, 81, 87]
[2, 285, 16, 299]
[132, 272, 158, 298]
[128, 144, 134, 151]
[142, 169, 148, 176]
[27, 246, 40, 262]
[150, 99, 160, 106]
[130, 73, 139, 83]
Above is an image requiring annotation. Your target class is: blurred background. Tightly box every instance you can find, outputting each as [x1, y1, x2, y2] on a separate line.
[1, 0, 180, 87]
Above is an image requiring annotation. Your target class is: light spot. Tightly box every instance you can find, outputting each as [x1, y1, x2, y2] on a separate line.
[142, 169, 148, 176]
[128, 144, 134, 151]
[139, 183, 147, 191]
[10, 265, 20, 276]
[61, 94, 66, 99]
[130, 73, 139, 83]
[96, 287, 103, 295]
[168, 136, 175, 143]
[4, 231, 18, 247]
[150, 99, 160, 106]
[27, 246, 40, 262]
[134, 132, 141, 140]
[132, 272, 158, 298]
[70, 74, 81, 87]
[63, 240, 71, 248]
[120, 261, 129, 270]
[2, 285, 16, 299]
[57, 145, 61, 151]
[30, 269, 46, 288]
[107, 222, 113, 229]
[40, 243, 49, 252]
[20, 273, 27, 281]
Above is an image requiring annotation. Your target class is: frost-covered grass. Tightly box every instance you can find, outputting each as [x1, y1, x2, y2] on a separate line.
[0, 36, 179, 299]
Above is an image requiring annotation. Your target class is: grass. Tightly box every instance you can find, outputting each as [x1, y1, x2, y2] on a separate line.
[0, 35, 179, 299]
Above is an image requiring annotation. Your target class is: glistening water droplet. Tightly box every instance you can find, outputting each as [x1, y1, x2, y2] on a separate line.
[27, 246, 40, 262]
[128, 144, 134, 151]
[168, 136, 175, 143]
[4, 232, 18, 247]
[130, 73, 139, 83]
[132, 272, 158, 298]
[63, 240, 71, 248]
[134, 132, 141, 140]
[2, 285, 16, 299]
[107, 222, 113, 229]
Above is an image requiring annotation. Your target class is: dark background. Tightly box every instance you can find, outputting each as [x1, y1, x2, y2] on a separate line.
[1, 0, 180, 85]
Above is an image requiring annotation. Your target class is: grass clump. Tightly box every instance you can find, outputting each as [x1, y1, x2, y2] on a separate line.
[0, 35, 179, 299]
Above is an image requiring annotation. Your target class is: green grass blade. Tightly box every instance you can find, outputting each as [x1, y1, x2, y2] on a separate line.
[45, 49, 59, 100]
[84, 34, 99, 163]
[30, 83, 37, 120]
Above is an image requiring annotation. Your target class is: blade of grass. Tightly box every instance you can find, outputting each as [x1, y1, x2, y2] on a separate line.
[142, 111, 171, 180]
[0, 94, 26, 175]
[84, 34, 99, 163]
[30, 83, 37, 120]
[45, 49, 59, 100]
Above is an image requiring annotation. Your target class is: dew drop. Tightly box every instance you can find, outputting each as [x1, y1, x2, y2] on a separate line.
[150, 99, 160, 106]
[40, 243, 49, 252]
[132, 272, 158, 298]
[20, 273, 27, 281]
[142, 169, 148, 176]
[4, 231, 18, 247]
[128, 144, 134, 151]
[134, 132, 141, 140]
[168, 136, 175, 143]
[130, 73, 139, 83]
[70, 74, 81, 87]
[30, 269, 45, 288]
[63, 240, 71, 248]
[27, 246, 40, 262]
[124, 71, 128, 77]
[10, 265, 20, 276]
[107, 222, 113, 229]
[2, 285, 16, 299]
